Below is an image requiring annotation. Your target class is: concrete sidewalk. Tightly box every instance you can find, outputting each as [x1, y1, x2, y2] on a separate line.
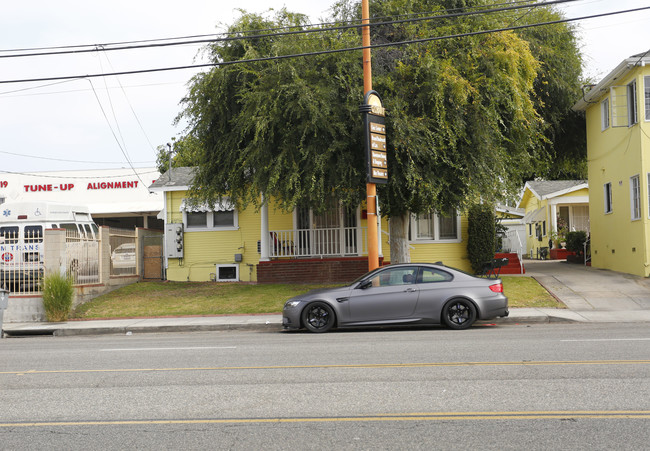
[3, 260, 650, 337]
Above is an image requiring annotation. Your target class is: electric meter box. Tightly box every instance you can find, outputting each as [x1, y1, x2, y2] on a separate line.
[165, 223, 184, 258]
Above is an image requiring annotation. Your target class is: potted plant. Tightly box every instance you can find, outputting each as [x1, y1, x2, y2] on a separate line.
[554, 216, 568, 248]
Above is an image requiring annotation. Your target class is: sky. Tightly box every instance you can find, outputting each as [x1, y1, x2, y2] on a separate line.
[2, 0, 650, 175]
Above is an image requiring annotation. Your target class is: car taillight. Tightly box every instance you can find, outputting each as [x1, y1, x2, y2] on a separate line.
[489, 283, 503, 293]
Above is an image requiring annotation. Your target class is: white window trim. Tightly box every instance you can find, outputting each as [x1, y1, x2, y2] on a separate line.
[604, 182, 613, 214]
[647, 173, 650, 219]
[411, 211, 462, 243]
[215, 264, 239, 282]
[630, 174, 641, 221]
[628, 80, 638, 127]
[645, 76, 650, 122]
[601, 97, 610, 130]
[183, 210, 239, 231]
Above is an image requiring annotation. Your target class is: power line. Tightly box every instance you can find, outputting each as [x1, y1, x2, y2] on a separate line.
[0, 169, 159, 179]
[0, 149, 153, 165]
[0, 5, 646, 86]
[0, 1, 576, 60]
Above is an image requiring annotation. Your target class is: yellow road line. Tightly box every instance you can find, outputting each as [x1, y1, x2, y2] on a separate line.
[2, 359, 650, 375]
[2, 411, 650, 428]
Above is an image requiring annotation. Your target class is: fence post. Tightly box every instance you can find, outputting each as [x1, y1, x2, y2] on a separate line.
[136, 228, 144, 278]
[44, 229, 66, 277]
[98, 226, 111, 285]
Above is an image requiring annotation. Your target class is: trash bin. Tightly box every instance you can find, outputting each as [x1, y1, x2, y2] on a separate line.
[0, 288, 8, 339]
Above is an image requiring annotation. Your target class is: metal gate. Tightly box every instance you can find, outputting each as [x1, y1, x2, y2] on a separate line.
[142, 233, 164, 280]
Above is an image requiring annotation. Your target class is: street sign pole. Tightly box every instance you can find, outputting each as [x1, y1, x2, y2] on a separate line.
[362, 0, 379, 272]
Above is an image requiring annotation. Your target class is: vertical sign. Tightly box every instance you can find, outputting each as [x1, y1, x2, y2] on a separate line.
[360, 91, 388, 184]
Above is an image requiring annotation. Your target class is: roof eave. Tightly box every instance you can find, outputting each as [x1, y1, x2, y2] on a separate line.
[573, 56, 649, 111]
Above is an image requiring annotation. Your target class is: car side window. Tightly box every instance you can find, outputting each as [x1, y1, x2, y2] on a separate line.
[419, 267, 453, 283]
[369, 267, 418, 287]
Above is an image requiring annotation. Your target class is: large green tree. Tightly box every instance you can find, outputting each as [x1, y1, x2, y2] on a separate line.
[175, 0, 583, 262]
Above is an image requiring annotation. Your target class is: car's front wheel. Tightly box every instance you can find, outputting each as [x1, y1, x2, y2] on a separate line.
[442, 299, 477, 330]
[301, 302, 335, 333]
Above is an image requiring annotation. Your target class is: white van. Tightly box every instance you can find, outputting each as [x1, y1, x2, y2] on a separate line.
[0, 201, 99, 291]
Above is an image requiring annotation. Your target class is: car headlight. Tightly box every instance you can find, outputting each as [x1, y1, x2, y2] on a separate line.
[284, 300, 302, 308]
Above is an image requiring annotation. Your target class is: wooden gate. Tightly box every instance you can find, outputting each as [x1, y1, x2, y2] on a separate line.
[142, 233, 164, 280]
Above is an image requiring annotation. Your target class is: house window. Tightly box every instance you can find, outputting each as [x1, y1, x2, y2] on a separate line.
[528, 223, 532, 236]
[216, 264, 239, 282]
[416, 214, 435, 240]
[604, 182, 613, 214]
[601, 98, 610, 130]
[542, 221, 546, 236]
[438, 212, 458, 239]
[645, 76, 650, 121]
[631, 175, 641, 220]
[213, 210, 235, 227]
[186, 212, 208, 228]
[628, 80, 638, 126]
[181, 198, 237, 230]
[415, 208, 460, 241]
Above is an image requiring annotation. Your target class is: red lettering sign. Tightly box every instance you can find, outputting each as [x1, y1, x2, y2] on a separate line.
[86, 180, 139, 190]
[23, 184, 74, 192]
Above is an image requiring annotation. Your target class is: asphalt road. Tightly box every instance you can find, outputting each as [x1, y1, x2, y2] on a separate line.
[1, 323, 649, 450]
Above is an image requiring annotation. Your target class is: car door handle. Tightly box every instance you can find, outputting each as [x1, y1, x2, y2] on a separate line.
[404, 288, 417, 293]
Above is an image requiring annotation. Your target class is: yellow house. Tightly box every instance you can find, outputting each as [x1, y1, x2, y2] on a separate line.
[517, 180, 589, 259]
[573, 51, 650, 277]
[150, 167, 472, 283]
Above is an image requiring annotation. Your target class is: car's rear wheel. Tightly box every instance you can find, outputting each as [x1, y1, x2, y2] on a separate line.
[442, 299, 477, 330]
[301, 302, 335, 333]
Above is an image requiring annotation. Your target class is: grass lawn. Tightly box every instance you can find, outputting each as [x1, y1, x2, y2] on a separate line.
[73, 275, 561, 319]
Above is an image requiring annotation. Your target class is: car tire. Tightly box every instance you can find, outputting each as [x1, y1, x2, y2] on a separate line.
[442, 298, 477, 330]
[301, 302, 335, 333]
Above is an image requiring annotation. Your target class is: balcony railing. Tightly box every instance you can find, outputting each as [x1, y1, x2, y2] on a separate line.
[269, 227, 367, 258]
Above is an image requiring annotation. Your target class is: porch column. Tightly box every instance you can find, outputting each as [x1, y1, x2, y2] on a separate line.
[550, 202, 557, 234]
[260, 195, 270, 261]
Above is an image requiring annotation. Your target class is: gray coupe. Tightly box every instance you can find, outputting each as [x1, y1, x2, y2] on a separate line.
[282, 263, 508, 332]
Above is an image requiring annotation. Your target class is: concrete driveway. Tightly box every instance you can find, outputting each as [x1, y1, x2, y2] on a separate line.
[524, 259, 650, 321]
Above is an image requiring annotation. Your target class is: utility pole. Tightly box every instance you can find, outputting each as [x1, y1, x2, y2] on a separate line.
[362, 0, 379, 272]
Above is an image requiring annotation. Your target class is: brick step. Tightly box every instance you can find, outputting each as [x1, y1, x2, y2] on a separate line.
[493, 253, 525, 274]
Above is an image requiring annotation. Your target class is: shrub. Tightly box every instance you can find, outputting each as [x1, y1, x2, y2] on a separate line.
[41, 272, 74, 322]
[467, 203, 496, 274]
[565, 231, 587, 253]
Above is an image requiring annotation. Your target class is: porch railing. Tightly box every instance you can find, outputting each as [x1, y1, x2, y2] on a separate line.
[269, 227, 367, 258]
[504, 228, 524, 273]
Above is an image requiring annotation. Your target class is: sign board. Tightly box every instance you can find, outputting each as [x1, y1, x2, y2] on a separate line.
[361, 91, 388, 184]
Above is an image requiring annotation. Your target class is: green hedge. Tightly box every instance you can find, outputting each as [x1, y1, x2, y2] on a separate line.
[467, 203, 496, 274]
[566, 230, 587, 253]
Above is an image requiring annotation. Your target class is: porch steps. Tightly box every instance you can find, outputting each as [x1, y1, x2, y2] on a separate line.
[494, 252, 525, 275]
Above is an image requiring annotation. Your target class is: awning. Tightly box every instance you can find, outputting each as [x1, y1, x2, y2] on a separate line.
[180, 199, 234, 212]
[522, 207, 546, 224]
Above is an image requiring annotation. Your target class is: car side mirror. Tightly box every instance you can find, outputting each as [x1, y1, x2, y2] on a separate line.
[357, 280, 372, 290]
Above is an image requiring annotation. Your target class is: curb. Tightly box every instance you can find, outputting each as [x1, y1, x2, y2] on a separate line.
[2, 312, 569, 337]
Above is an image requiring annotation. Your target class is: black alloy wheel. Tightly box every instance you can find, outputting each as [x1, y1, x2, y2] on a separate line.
[443, 299, 477, 330]
[301, 302, 335, 333]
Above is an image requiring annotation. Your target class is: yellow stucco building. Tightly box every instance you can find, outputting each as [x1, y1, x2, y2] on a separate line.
[574, 51, 650, 277]
[150, 167, 472, 283]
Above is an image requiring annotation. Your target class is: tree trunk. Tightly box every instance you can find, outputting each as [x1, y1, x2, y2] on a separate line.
[389, 213, 411, 264]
